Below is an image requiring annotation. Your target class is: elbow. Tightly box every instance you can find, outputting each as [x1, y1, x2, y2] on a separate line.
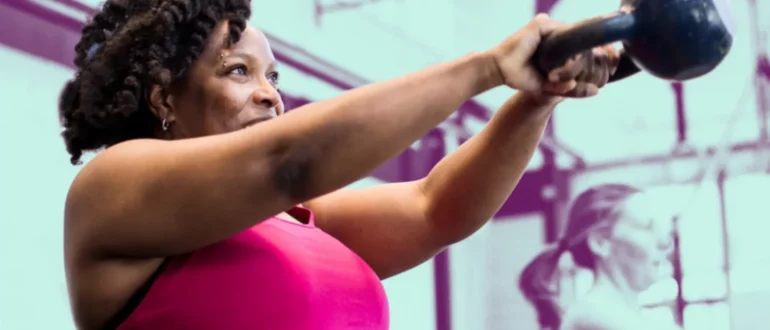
[423, 199, 488, 245]
[442, 224, 478, 245]
[429, 211, 492, 246]
[425, 208, 480, 246]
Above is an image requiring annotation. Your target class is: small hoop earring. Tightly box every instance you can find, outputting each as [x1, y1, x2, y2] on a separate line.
[161, 119, 170, 131]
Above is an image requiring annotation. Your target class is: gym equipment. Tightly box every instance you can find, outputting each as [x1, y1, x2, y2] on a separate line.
[535, 0, 736, 82]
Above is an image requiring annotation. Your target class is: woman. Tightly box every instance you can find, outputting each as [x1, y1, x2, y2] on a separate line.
[519, 184, 675, 330]
[60, 0, 618, 329]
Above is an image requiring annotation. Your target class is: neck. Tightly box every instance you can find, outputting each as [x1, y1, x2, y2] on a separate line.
[591, 263, 640, 308]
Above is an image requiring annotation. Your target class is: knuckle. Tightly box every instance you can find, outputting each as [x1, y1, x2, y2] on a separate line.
[534, 13, 550, 24]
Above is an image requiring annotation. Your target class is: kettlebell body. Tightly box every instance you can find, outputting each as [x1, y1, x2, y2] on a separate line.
[536, 0, 735, 82]
[624, 0, 734, 80]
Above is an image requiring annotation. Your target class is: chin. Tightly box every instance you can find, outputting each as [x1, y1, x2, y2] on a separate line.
[636, 282, 654, 293]
[629, 282, 648, 293]
[634, 276, 658, 292]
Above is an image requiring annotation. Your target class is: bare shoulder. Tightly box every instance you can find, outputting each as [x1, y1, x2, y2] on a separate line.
[64, 128, 300, 260]
[64, 138, 172, 245]
[64, 139, 159, 248]
[66, 138, 166, 201]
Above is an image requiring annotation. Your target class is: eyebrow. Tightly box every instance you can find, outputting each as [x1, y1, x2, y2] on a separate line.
[223, 52, 278, 70]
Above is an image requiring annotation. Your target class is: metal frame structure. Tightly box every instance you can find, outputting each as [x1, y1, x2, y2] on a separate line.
[527, 0, 770, 329]
[313, 0, 388, 26]
[564, 3, 769, 328]
[2, 0, 768, 329]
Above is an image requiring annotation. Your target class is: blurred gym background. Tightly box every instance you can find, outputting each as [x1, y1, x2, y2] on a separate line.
[0, 0, 768, 329]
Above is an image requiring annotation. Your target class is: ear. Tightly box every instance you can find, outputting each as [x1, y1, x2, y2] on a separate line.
[148, 84, 176, 123]
[586, 231, 612, 259]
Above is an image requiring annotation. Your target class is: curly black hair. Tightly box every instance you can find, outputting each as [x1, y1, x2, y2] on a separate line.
[58, 0, 252, 165]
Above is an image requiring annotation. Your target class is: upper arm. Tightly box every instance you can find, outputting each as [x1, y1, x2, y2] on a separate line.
[66, 123, 306, 259]
[307, 180, 449, 279]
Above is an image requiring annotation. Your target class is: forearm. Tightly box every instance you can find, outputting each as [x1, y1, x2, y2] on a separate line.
[279, 51, 501, 199]
[420, 93, 558, 241]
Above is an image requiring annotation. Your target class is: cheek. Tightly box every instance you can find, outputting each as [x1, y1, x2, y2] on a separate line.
[612, 241, 658, 286]
[612, 237, 656, 266]
[277, 98, 286, 115]
[208, 89, 246, 117]
[198, 85, 252, 130]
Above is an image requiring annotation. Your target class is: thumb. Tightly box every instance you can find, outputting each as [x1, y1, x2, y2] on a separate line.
[542, 80, 577, 95]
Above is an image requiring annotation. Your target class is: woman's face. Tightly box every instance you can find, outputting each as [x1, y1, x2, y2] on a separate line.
[157, 22, 284, 138]
[606, 192, 674, 292]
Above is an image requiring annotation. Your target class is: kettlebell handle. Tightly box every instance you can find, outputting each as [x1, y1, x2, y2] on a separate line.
[535, 11, 639, 83]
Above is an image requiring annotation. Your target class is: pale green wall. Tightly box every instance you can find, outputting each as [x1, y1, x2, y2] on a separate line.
[0, 44, 438, 330]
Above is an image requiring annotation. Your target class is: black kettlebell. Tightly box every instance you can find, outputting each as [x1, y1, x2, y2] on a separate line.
[535, 0, 736, 82]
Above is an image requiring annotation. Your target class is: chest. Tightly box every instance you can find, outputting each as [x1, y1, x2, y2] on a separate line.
[193, 220, 390, 328]
[245, 219, 387, 297]
[119, 218, 390, 330]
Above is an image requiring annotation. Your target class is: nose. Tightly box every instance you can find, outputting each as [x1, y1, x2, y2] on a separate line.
[252, 82, 280, 110]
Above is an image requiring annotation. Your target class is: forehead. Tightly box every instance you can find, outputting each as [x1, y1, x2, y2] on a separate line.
[203, 23, 275, 62]
[617, 192, 673, 233]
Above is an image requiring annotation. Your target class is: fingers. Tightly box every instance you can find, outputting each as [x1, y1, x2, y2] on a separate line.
[588, 46, 619, 88]
[547, 53, 584, 83]
[582, 49, 605, 88]
[602, 44, 621, 76]
[565, 82, 599, 98]
[531, 13, 569, 36]
[541, 81, 598, 98]
[544, 81, 598, 98]
[526, 14, 621, 98]
[542, 80, 577, 95]
[545, 45, 618, 97]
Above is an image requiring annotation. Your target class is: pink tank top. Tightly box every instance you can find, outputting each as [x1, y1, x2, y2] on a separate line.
[115, 206, 389, 330]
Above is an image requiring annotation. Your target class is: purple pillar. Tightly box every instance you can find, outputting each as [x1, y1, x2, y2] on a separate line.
[535, 0, 562, 15]
[756, 55, 769, 141]
[749, 0, 769, 141]
[671, 82, 688, 145]
[434, 234, 452, 330]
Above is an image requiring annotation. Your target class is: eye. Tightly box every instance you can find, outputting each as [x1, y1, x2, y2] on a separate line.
[227, 64, 248, 76]
[267, 72, 280, 85]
